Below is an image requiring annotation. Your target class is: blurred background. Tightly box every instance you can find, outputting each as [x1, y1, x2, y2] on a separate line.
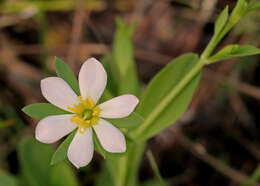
[0, 0, 260, 186]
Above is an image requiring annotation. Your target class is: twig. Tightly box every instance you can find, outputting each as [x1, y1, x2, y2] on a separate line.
[67, 0, 89, 71]
[0, 36, 43, 103]
[175, 129, 260, 186]
[203, 69, 260, 100]
[229, 92, 252, 125]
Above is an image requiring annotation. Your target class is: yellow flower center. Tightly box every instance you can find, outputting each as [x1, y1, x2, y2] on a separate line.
[67, 96, 101, 134]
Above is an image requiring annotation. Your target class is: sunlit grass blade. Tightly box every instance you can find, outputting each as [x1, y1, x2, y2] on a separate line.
[146, 150, 167, 186]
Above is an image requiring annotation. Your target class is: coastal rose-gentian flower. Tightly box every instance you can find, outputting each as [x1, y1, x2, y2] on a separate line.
[36, 58, 139, 168]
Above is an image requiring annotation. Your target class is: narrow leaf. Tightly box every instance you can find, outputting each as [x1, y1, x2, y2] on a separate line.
[146, 150, 167, 186]
[228, 0, 249, 26]
[54, 57, 80, 95]
[132, 54, 201, 141]
[51, 130, 76, 165]
[208, 44, 260, 63]
[22, 103, 71, 120]
[214, 6, 229, 35]
[100, 55, 118, 96]
[106, 112, 144, 129]
[112, 17, 140, 95]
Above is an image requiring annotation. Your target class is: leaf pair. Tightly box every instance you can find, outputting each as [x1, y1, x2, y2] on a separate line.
[209, 1, 260, 64]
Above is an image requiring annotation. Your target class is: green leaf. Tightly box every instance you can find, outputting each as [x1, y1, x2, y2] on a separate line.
[22, 103, 71, 120]
[99, 55, 117, 103]
[106, 142, 145, 186]
[132, 53, 201, 141]
[228, 0, 249, 26]
[214, 6, 229, 35]
[208, 44, 260, 63]
[100, 55, 118, 96]
[0, 170, 18, 186]
[49, 163, 78, 186]
[18, 136, 78, 186]
[106, 112, 143, 129]
[51, 130, 76, 165]
[112, 17, 140, 95]
[54, 57, 80, 95]
[18, 137, 53, 186]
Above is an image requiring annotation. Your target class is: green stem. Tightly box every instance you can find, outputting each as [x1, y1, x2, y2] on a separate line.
[201, 23, 234, 60]
[116, 157, 128, 186]
[111, 1, 248, 185]
[110, 142, 145, 186]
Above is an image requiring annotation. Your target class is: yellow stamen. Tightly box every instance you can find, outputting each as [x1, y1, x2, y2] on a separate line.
[68, 96, 101, 134]
[93, 107, 101, 116]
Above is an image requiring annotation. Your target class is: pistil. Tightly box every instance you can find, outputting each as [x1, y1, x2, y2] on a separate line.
[67, 96, 101, 134]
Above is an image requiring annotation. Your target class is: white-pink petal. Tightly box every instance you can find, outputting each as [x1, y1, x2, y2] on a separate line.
[99, 95, 139, 118]
[41, 77, 79, 112]
[67, 129, 94, 168]
[93, 119, 126, 153]
[35, 114, 77, 144]
[79, 58, 107, 104]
